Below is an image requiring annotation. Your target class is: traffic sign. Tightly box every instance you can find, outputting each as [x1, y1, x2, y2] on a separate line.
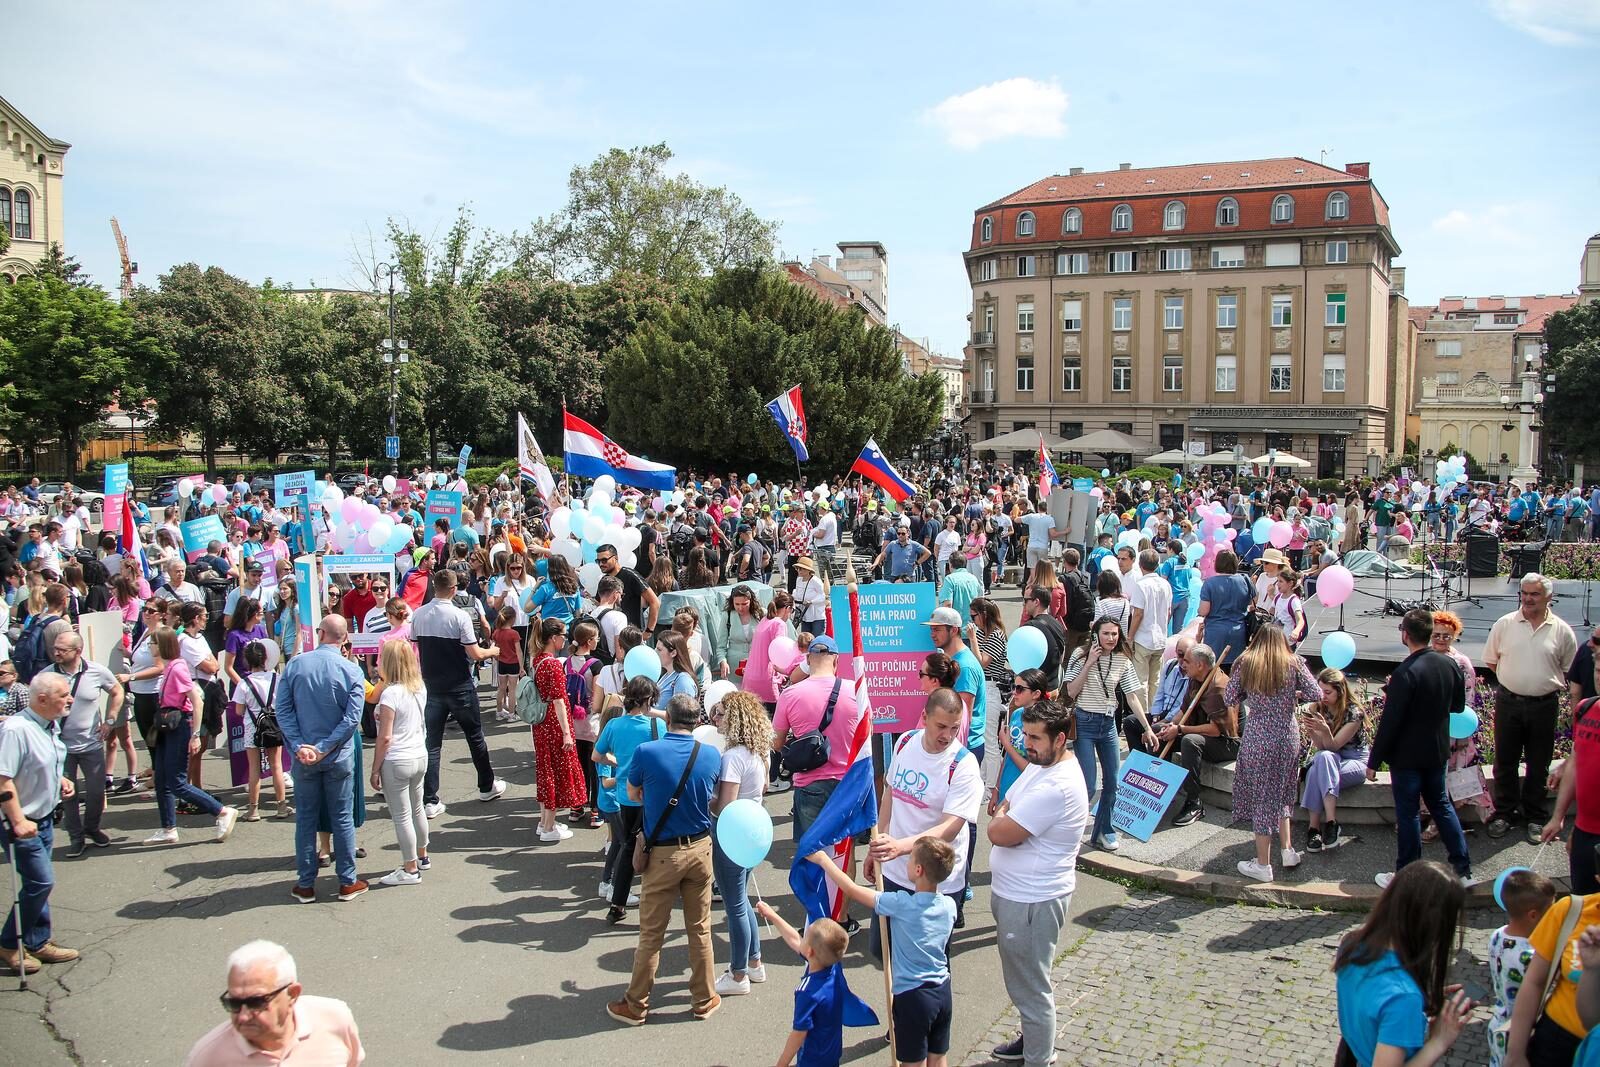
[385, 435, 400, 459]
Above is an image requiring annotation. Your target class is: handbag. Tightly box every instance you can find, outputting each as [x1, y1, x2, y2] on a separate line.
[778, 680, 841, 774]
[632, 739, 703, 874]
[242, 674, 284, 750]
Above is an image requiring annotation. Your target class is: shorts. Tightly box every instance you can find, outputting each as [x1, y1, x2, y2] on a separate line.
[496, 660, 522, 681]
[892, 978, 953, 1063]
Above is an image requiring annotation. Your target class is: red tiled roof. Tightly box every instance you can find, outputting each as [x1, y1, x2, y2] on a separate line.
[989, 157, 1359, 206]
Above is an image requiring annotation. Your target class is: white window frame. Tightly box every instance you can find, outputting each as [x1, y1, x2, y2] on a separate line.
[1326, 292, 1347, 326]
[1061, 299, 1082, 332]
[1271, 294, 1293, 327]
[1325, 240, 1349, 264]
[1108, 250, 1136, 274]
[1271, 194, 1295, 223]
[1112, 298, 1132, 332]
[1111, 204, 1133, 232]
[1062, 357, 1081, 392]
[1163, 296, 1184, 330]
[1017, 211, 1036, 238]
[1216, 294, 1237, 328]
[1062, 208, 1082, 234]
[1058, 252, 1088, 275]
[1323, 353, 1347, 392]
[1163, 355, 1183, 392]
[1264, 241, 1301, 267]
[1017, 255, 1036, 277]
[1215, 355, 1237, 392]
[1159, 247, 1191, 271]
[1326, 191, 1349, 220]
[983, 305, 995, 334]
[1211, 244, 1245, 268]
[1435, 339, 1462, 357]
[1163, 201, 1186, 231]
[1436, 370, 1459, 386]
[1216, 198, 1239, 226]
[1016, 356, 1034, 392]
[1016, 301, 1035, 333]
[1111, 356, 1132, 392]
[978, 258, 997, 281]
[981, 217, 993, 242]
[1270, 355, 1292, 393]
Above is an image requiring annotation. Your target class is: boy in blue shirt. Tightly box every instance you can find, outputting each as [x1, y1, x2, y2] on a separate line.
[755, 902, 878, 1067]
[809, 837, 958, 1067]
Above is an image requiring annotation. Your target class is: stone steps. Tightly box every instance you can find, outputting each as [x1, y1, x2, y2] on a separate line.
[1198, 760, 1549, 826]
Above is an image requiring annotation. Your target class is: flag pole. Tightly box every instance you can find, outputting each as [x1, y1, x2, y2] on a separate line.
[847, 557, 896, 1064]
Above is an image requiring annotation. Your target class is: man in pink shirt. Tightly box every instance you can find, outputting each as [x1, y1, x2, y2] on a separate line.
[185, 940, 364, 1066]
[772, 634, 864, 843]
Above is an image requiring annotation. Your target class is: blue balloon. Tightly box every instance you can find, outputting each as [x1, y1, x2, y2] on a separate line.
[623, 645, 660, 683]
[1184, 542, 1205, 564]
[1494, 866, 1532, 911]
[716, 798, 774, 868]
[1251, 516, 1274, 544]
[747, 472, 759, 485]
[1212, 528, 1229, 544]
[1448, 708, 1480, 740]
[1101, 468, 1111, 478]
[1321, 631, 1356, 670]
[582, 541, 597, 564]
[1006, 627, 1048, 672]
[381, 524, 415, 554]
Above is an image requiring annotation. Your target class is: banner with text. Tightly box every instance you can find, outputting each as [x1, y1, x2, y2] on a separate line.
[456, 444, 472, 477]
[103, 462, 129, 527]
[273, 470, 322, 509]
[1111, 749, 1189, 841]
[294, 554, 321, 652]
[180, 515, 228, 562]
[323, 553, 395, 652]
[425, 489, 464, 531]
[829, 581, 937, 734]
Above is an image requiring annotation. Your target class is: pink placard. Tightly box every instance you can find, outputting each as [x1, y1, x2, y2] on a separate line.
[835, 651, 926, 734]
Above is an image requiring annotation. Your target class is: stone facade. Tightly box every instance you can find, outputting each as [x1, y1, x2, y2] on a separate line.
[0, 93, 69, 281]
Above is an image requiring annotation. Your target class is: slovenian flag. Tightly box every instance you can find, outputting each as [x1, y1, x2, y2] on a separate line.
[765, 385, 809, 463]
[1038, 432, 1059, 502]
[562, 410, 677, 492]
[850, 438, 916, 504]
[789, 706, 877, 924]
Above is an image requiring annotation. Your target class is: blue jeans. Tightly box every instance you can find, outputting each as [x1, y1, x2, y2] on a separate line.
[153, 719, 222, 828]
[1074, 711, 1119, 841]
[711, 833, 760, 972]
[292, 751, 357, 887]
[423, 680, 495, 806]
[793, 777, 840, 843]
[1, 816, 54, 951]
[1392, 767, 1470, 877]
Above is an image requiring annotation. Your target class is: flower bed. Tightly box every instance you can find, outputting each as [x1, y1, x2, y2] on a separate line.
[1407, 541, 1600, 581]
[1356, 674, 1575, 768]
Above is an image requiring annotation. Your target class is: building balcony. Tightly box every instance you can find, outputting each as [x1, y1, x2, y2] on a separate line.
[971, 331, 995, 348]
[969, 389, 997, 405]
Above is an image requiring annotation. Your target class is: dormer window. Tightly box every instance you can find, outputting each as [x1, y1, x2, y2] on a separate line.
[1216, 197, 1239, 226]
[1062, 207, 1082, 234]
[1326, 191, 1349, 220]
[1162, 201, 1186, 231]
[980, 216, 993, 242]
[1111, 204, 1133, 232]
[1271, 194, 1295, 223]
[1016, 211, 1036, 238]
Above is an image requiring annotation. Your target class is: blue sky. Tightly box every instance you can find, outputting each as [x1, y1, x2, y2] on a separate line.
[12, 0, 1599, 358]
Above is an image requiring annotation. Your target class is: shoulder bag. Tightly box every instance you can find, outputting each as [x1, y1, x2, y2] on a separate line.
[633, 739, 703, 874]
[155, 663, 189, 736]
[778, 679, 841, 774]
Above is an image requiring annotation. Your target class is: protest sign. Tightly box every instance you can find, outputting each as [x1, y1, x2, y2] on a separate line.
[180, 515, 228, 562]
[78, 610, 125, 670]
[103, 462, 129, 527]
[829, 581, 936, 734]
[1111, 749, 1190, 841]
[294, 554, 321, 652]
[425, 489, 464, 531]
[1071, 477, 1094, 492]
[456, 444, 472, 477]
[273, 470, 321, 509]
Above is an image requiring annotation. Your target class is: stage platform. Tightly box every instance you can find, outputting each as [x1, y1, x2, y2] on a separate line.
[1299, 572, 1599, 671]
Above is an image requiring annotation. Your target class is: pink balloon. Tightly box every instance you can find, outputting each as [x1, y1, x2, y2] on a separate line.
[1268, 521, 1292, 548]
[769, 636, 801, 676]
[340, 497, 362, 524]
[1317, 565, 1355, 608]
[651, 495, 665, 511]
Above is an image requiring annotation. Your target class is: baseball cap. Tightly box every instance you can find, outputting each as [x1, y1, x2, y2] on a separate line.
[923, 606, 962, 628]
[245, 560, 265, 573]
[807, 635, 838, 655]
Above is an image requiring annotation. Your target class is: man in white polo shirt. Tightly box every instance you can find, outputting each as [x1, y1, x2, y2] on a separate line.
[1127, 549, 1172, 711]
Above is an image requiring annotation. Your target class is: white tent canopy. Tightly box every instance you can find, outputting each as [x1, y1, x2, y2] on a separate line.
[1248, 452, 1313, 468]
[980, 428, 1072, 450]
[1195, 451, 1242, 466]
[1142, 449, 1189, 465]
[1065, 428, 1145, 455]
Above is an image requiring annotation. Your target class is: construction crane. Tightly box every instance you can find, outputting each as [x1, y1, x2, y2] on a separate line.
[110, 217, 137, 301]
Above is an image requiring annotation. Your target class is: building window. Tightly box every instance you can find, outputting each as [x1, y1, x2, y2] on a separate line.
[1112, 298, 1132, 331]
[1216, 198, 1239, 226]
[1061, 299, 1082, 332]
[982, 363, 995, 393]
[1017, 301, 1034, 333]
[1212, 431, 1239, 450]
[1163, 355, 1184, 392]
[1108, 250, 1136, 273]
[1270, 355, 1292, 392]
[1159, 424, 1185, 451]
[1163, 201, 1186, 230]
[1325, 292, 1347, 326]
[843, 269, 874, 281]
[1112, 356, 1132, 391]
[1215, 355, 1237, 392]
[1271, 194, 1295, 223]
[978, 258, 997, 281]
[981, 217, 993, 242]
[11, 190, 31, 240]
[1323, 354, 1347, 392]
[1325, 240, 1348, 264]
[1158, 247, 1191, 271]
[1494, 312, 1519, 325]
[1164, 296, 1185, 330]
[1264, 241, 1301, 266]
[1060, 422, 1082, 443]
[1017, 356, 1034, 392]
[1211, 244, 1245, 268]
[1435, 339, 1461, 357]
[1215, 294, 1238, 328]
[1017, 255, 1036, 277]
[0, 189, 9, 235]
[1062, 208, 1081, 234]
[1111, 204, 1133, 231]
[1109, 421, 1133, 435]
[1057, 252, 1088, 275]
[1436, 370, 1460, 386]
[1326, 191, 1349, 220]
[1017, 211, 1036, 237]
[1271, 293, 1293, 326]
[1062, 358, 1081, 392]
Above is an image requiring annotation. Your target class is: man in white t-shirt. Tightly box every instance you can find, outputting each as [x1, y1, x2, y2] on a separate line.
[1127, 549, 1172, 711]
[986, 700, 1089, 1066]
[866, 687, 983, 956]
[1019, 504, 1056, 570]
[809, 503, 838, 576]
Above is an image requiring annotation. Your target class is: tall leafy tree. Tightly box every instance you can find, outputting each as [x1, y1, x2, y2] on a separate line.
[477, 274, 605, 447]
[517, 144, 779, 286]
[1542, 302, 1600, 464]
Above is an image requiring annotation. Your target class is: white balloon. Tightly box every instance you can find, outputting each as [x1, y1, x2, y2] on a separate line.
[592, 475, 617, 498]
[705, 679, 738, 711]
[554, 539, 581, 567]
[578, 562, 602, 596]
[550, 507, 572, 540]
[334, 523, 358, 550]
[617, 527, 642, 553]
[368, 517, 394, 546]
[322, 484, 344, 507]
[617, 549, 637, 570]
[583, 514, 607, 543]
[177, 478, 195, 498]
[691, 724, 727, 752]
[382, 475, 397, 494]
[603, 523, 625, 547]
[590, 488, 612, 509]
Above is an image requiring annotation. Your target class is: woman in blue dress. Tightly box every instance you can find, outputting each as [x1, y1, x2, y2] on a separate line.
[1196, 549, 1251, 667]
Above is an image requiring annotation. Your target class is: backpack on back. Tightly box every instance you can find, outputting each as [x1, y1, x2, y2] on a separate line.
[564, 655, 597, 722]
[515, 673, 549, 726]
[1064, 569, 1094, 632]
[13, 612, 61, 683]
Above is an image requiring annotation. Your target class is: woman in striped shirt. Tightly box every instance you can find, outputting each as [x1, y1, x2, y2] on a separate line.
[1063, 616, 1156, 853]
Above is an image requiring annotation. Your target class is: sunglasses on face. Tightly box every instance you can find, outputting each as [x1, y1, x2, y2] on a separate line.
[1012, 684, 1034, 693]
[219, 982, 291, 1014]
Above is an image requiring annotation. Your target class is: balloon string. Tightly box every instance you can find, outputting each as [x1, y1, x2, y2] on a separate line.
[750, 873, 775, 937]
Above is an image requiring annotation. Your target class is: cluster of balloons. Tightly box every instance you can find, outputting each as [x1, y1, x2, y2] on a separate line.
[1435, 454, 1469, 494]
[546, 475, 641, 591]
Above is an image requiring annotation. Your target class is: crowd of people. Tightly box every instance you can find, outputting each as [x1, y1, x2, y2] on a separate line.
[8, 453, 1600, 1064]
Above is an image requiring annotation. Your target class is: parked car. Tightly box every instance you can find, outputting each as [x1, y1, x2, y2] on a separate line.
[335, 471, 369, 493]
[249, 474, 275, 494]
[282, 453, 321, 469]
[37, 483, 106, 514]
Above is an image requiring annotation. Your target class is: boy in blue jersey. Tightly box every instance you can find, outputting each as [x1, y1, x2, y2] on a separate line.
[756, 902, 878, 1067]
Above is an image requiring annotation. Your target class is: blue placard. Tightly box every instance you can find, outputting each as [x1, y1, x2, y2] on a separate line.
[273, 470, 322, 508]
[1111, 749, 1190, 842]
[827, 582, 937, 655]
[180, 515, 227, 560]
[456, 444, 472, 477]
[425, 489, 464, 531]
[385, 435, 400, 459]
[1071, 477, 1094, 492]
[103, 462, 130, 496]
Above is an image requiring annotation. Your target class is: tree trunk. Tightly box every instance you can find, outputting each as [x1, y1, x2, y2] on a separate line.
[203, 424, 217, 481]
[326, 438, 338, 474]
[60, 422, 79, 480]
[428, 426, 438, 466]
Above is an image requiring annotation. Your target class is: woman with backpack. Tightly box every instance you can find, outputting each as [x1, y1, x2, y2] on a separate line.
[143, 626, 238, 846]
[230, 639, 289, 822]
[177, 602, 225, 797]
[220, 597, 268, 689]
[527, 617, 586, 843]
[528, 555, 584, 627]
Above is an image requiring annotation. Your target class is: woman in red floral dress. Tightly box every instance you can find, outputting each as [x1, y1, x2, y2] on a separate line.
[530, 617, 586, 843]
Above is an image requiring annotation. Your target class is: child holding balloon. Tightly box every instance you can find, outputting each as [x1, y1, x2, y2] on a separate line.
[1488, 869, 1557, 1067]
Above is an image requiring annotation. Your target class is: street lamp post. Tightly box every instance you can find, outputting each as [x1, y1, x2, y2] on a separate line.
[375, 263, 410, 477]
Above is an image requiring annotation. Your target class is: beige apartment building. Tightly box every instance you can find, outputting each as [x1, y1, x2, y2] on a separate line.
[963, 157, 1405, 479]
[0, 93, 69, 281]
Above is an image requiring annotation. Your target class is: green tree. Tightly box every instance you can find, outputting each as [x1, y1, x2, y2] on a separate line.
[606, 267, 943, 474]
[0, 268, 148, 477]
[1542, 302, 1600, 463]
[477, 274, 605, 447]
[516, 144, 779, 286]
[128, 264, 273, 477]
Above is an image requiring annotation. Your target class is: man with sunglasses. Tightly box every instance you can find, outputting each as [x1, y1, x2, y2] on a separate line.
[595, 543, 659, 632]
[185, 939, 364, 1065]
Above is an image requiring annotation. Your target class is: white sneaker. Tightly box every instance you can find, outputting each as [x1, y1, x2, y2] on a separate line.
[1236, 860, 1274, 883]
[214, 807, 238, 843]
[600, 881, 613, 900]
[379, 867, 422, 886]
[143, 827, 178, 845]
[1374, 872, 1395, 890]
[626, 891, 640, 906]
[424, 802, 447, 819]
[479, 779, 508, 802]
[537, 825, 573, 842]
[745, 962, 767, 984]
[1280, 847, 1304, 870]
[714, 971, 751, 996]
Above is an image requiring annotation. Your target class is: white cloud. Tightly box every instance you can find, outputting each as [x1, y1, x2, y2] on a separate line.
[924, 77, 1067, 151]
[1488, 0, 1600, 45]
[1430, 203, 1538, 246]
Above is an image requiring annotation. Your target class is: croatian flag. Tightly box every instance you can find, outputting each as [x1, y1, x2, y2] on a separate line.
[765, 385, 810, 464]
[790, 706, 877, 924]
[562, 410, 677, 492]
[1038, 432, 1059, 502]
[850, 438, 917, 504]
[119, 494, 152, 580]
